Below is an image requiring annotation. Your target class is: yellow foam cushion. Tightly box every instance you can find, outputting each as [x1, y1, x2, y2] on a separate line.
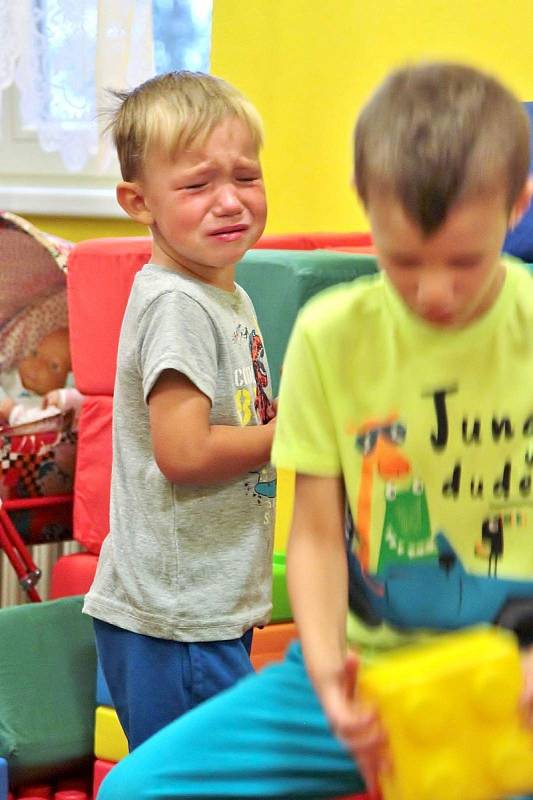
[94, 706, 128, 763]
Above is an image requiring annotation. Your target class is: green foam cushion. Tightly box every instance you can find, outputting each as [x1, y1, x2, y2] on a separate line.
[271, 552, 292, 622]
[236, 249, 378, 394]
[0, 595, 96, 786]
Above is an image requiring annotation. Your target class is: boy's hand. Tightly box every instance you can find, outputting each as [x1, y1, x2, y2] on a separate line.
[318, 651, 389, 799]
[520, 646, 533, 727]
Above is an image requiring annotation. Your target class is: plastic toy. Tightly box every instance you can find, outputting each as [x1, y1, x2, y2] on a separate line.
[17, 784, 52, 798]
[357, 626, 533, 800]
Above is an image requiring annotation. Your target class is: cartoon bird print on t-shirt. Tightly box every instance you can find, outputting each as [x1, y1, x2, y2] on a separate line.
[351, 415, 435, 572]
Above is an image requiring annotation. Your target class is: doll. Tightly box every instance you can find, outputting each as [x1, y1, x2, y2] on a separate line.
[0, 327, 82, 427]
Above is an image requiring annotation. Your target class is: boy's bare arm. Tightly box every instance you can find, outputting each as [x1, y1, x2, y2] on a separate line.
[287, 474, 388, 797]
[148, 369, 275, 484]
[288, 473, 348, 682]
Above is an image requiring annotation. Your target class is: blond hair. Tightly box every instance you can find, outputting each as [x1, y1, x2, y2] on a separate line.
[107, 71, 264, 181]
[354, 62, 531, 234]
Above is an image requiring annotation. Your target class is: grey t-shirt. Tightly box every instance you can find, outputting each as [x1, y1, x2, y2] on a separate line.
[83, 264, 275, 641]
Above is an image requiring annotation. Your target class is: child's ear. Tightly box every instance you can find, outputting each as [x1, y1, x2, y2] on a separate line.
[509, 176, 533, 230]
[116, 181, 154, 226]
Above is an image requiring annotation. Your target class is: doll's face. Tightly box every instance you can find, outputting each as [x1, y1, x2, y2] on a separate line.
[18, 328, 71, 395]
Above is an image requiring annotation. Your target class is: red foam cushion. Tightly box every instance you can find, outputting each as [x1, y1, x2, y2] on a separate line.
[49, 551, 98, 599]
[67, 238, 151, 395]
[255, 231, 372, 250]
[326, 244, 376, 255]
[73, 395, 113, 553]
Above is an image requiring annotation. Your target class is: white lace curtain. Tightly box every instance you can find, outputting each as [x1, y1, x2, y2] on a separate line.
[0, 0, 155, 172]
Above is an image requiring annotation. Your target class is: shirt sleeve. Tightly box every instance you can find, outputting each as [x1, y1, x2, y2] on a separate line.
[137, 291, 218, 404]
[271, 312, 341, 477]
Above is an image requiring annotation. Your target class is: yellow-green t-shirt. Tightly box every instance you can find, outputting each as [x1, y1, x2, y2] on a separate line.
[272, 261, 533, 660]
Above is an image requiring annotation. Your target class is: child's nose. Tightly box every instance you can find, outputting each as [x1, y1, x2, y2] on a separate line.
[214, 184, 244, 214]
[417, 270, 453, 308]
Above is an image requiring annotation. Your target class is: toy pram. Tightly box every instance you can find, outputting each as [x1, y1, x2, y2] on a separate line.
[0, 212, 76, 600]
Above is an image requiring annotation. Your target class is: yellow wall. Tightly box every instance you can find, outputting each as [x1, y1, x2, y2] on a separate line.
[25, 215, 146, 243]
[211, 0, 533, 234]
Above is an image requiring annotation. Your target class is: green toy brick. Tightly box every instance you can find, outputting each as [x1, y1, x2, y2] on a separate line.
[271, 552, 292, 622]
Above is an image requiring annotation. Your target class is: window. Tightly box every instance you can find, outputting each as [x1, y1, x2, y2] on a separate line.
[153, 0, 211, 74]
[0, 0, 212, 218]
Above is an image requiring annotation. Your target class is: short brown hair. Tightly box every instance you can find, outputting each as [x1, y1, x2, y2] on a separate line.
[107, 71, 264, 181]
[354, 62, 531, 234]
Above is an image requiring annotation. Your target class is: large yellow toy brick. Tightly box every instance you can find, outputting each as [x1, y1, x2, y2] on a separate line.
[357, 626, 533, 800]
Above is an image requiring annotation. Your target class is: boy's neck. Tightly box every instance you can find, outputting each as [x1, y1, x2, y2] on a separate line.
[150, 241, 237, 292]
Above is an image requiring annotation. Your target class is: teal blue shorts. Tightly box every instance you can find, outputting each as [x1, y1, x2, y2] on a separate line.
[97, 640, 365, 799]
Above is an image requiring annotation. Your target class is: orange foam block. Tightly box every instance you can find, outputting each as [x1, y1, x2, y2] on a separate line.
[250, 622, 297, 671]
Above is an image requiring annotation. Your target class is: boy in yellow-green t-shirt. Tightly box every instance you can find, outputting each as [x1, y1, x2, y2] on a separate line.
[97, 62, 533, 800]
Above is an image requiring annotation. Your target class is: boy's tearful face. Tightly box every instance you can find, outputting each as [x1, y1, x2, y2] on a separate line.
[366, 189, 514, 328]
[139, 116, 267, 290]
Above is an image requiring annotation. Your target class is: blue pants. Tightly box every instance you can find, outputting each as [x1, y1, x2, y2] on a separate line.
[93, 619, 254, 750]
[97, 640, 365, 799]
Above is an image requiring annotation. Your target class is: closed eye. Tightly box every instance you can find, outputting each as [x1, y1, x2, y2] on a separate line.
[449, 258, 482, 269]
[386, 254, 421, 269]
[392, 260, 420, 269]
